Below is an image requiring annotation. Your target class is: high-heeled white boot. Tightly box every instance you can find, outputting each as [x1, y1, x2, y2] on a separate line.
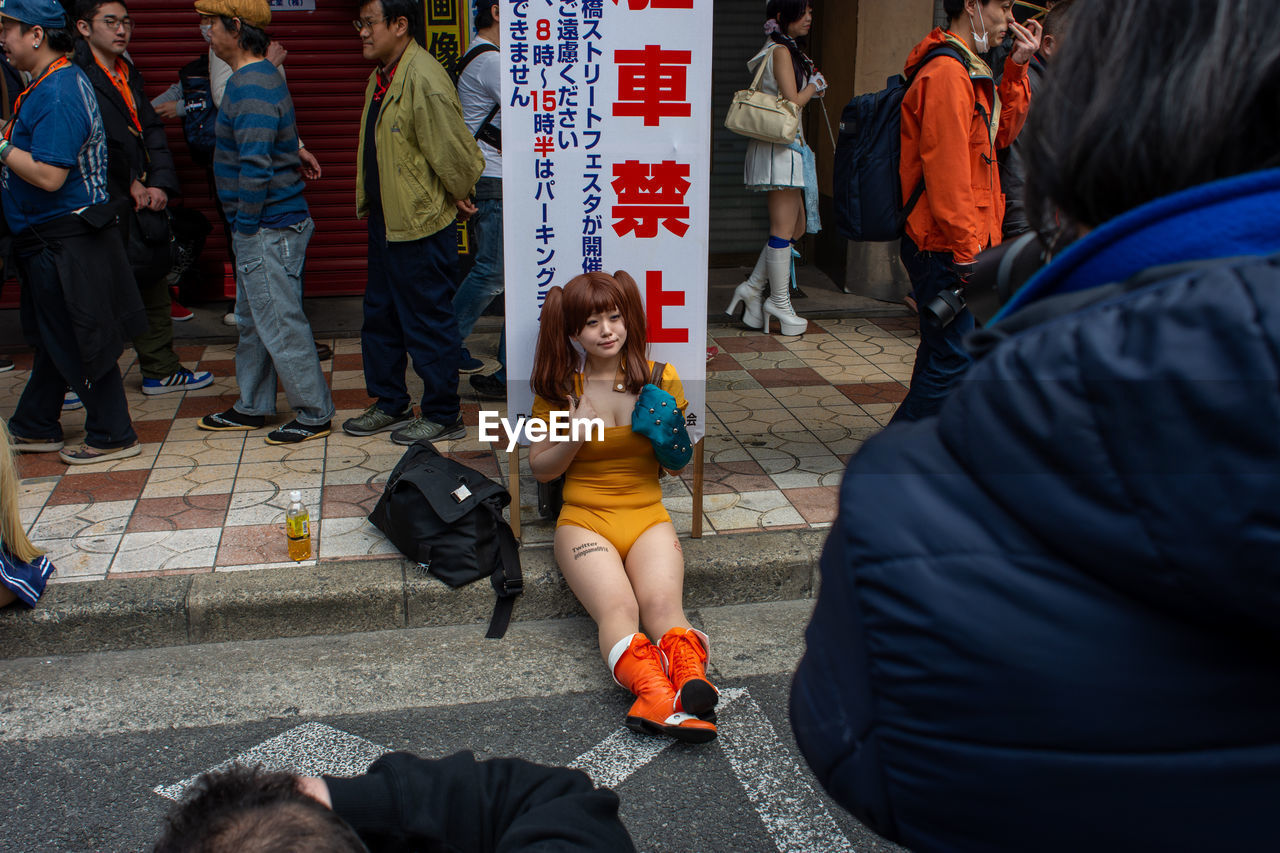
[724, 246, 768, 330]
[762, 245, 807, 335]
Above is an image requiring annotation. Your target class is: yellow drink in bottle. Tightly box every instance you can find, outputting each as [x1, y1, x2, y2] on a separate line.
[285, 490, 311, 561]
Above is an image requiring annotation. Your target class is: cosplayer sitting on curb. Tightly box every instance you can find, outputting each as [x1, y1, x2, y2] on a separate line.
[1, 420, 56, 608]
[528, 271, 715, 743]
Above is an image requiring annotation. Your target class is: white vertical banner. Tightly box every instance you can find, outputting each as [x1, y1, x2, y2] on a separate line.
[501, 0, 711, 444]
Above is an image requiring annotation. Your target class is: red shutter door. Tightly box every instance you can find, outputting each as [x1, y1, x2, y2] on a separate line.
[126, 2, 372, 298]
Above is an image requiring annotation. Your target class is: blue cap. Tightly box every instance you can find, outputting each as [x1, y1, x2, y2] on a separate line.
[0, 0, 68, 28]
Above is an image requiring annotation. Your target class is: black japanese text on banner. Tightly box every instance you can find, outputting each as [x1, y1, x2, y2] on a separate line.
[501, 0, 711, 444]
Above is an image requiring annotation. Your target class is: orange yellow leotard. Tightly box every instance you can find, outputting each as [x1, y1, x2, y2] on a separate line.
[532, 362, 687, 561]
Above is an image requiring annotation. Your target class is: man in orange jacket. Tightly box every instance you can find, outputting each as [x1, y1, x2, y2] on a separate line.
[892, 0, 1041, 423]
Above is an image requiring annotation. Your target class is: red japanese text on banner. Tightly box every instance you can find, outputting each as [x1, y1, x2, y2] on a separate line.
[502, 0, 711, 443]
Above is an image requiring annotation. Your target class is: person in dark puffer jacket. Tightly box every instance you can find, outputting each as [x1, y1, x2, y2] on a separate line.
[791, 1, 1280, 851]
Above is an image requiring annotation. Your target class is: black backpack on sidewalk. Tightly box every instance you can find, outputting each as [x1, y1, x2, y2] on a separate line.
[368, 440, 522, 639]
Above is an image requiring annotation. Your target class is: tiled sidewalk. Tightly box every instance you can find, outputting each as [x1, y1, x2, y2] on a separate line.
[2, 318, 916, 585]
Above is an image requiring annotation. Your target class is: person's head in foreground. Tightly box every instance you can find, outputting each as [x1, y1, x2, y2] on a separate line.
[152, 765, 365, 853]
[153, 751, 634, 852]
[791, 0, 1280, 850]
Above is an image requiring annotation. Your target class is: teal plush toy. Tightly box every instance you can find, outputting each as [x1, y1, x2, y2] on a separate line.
[631, 362, 693, 470]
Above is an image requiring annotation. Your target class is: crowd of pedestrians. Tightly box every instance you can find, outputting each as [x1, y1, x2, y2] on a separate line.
[0, 0, 490, 458]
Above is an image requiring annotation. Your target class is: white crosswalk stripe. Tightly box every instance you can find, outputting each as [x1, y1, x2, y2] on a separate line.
[153, 722, 389, 801]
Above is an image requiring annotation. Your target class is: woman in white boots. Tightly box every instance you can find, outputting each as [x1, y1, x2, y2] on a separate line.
[726, 0, 825, 336]
[529, 271, 717, 744]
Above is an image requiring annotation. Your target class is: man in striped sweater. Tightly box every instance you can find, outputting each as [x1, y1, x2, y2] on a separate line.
[193, 0, 334, 445]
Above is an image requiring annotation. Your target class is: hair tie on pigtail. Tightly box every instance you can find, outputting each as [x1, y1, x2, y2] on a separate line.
[763, 19, 781, 35]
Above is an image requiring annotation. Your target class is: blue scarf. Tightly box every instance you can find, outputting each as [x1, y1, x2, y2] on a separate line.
[997, 168, 1280, 322]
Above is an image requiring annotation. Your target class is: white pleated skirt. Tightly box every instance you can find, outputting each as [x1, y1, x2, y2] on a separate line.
[744, 139, 806, 190]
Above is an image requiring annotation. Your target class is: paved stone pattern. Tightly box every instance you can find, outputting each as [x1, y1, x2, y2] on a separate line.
[1, 319, 915, 584]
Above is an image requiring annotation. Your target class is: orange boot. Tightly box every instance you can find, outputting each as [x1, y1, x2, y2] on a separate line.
[660, 627, 719, 717]
[609, 634, 716, 743]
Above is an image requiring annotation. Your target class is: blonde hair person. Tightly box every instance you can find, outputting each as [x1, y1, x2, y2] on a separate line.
[1, 419, 55, 608]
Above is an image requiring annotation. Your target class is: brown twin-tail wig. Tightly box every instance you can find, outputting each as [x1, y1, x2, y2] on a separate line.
[531, 270, 650, 408]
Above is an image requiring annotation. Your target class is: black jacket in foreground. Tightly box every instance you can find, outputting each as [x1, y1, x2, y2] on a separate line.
[323, 751, 636, 852]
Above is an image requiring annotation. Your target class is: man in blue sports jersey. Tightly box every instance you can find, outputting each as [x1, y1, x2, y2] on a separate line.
[1, 0, 145, 465]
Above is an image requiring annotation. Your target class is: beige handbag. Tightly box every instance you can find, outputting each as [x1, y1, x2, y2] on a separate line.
[725, 46, 801, 145]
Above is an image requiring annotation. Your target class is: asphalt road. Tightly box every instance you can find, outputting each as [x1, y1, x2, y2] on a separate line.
[0, 601, 905, 853]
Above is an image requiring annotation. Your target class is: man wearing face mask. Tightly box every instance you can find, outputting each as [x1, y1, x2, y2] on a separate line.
[153, 16, 320, 327]
[890, 0, 1040, 423]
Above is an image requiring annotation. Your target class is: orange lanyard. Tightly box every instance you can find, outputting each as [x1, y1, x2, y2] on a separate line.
[93, 53, 142, 134]
[4, 56, 71, 141]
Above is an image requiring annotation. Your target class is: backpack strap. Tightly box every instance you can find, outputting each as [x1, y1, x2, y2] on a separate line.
[900, 46, 970, 224]
[455, 43, 502, 151]
[455, 41, 499, 82]
[483, 502, 523, 639]
[905, 45, 967, 84]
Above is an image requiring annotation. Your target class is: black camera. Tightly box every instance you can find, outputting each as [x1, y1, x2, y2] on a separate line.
[922, 231, 1052, 328]
[923, 282, 967, 329]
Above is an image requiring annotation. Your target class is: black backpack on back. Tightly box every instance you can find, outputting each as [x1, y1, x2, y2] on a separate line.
[833, 46, 965, 242]
[368, 440, 523, 639]
[179, 55, 218, 166]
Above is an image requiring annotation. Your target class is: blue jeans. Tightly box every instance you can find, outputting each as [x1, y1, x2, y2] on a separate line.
[363, 216, 462, 423]
[9, 247, 137, 449]
[231, 219, 335, 426]
[453, 184, 506, 381]
[890, 235, 975, 424]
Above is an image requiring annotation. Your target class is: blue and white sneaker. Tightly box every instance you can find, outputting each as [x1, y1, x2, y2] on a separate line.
[63, 390, 83, 411]
[142, 367, 215, 396]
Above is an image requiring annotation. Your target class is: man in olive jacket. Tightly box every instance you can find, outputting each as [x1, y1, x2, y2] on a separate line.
[345, 0, 484, 444]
